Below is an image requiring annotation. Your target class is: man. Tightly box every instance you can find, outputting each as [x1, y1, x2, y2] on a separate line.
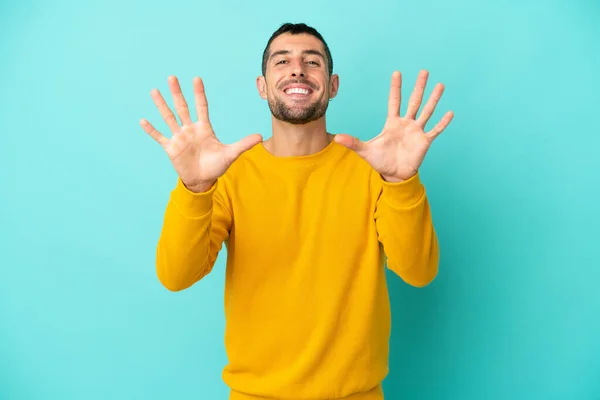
[140, 22, 453, 400]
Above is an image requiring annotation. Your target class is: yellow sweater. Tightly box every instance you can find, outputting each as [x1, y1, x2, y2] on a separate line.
[156, 139, 439, 400]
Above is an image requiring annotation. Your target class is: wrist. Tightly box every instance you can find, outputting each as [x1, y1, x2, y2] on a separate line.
[381, 170, 418, 183]
[183, 180, 216, 193]
[381, 174, 405, 183]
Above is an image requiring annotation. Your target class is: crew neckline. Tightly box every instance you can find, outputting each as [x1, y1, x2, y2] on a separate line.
[253, 135, 345, 168]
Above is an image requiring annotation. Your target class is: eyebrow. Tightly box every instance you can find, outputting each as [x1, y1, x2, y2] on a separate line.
[269, 49, 326, 61]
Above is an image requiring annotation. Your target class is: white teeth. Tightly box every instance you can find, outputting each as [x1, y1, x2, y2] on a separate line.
[285, 87, 310, 95]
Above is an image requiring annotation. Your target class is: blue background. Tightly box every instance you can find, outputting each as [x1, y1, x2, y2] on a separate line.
[1, 0, 599, 398]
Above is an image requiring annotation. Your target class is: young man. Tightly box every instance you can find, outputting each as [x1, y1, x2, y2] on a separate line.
[141, 23, 453, 400]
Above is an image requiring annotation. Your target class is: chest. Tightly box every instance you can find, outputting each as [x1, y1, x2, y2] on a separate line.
[229, 167, 378, 252]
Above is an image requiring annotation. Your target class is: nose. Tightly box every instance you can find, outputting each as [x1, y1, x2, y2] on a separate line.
[290, 60, 306, 78]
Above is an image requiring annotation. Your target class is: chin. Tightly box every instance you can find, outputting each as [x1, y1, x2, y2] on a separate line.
[268, 95, 328, 124]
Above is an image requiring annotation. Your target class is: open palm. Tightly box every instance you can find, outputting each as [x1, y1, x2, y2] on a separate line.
[334, 70, 454, 182]
[140, 76, 262, 191]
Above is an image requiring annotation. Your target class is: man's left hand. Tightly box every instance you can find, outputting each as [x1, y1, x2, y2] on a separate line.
[334, 70, 454, 182]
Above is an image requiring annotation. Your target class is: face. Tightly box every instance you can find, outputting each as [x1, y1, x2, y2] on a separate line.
[257, 33, 339, 125]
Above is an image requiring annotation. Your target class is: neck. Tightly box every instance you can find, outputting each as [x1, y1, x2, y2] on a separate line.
[263, 116, 333, 157]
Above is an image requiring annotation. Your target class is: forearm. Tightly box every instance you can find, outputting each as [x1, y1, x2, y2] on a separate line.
[375, 173, 439, 287]
[156, 179, 228, 291]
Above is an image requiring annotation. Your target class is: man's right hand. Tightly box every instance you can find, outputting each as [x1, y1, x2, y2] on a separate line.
[140, 76, 263, 192]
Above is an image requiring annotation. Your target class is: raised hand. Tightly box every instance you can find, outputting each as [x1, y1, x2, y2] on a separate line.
[140, 76, 263, 192]
[334, 70, 454, 182]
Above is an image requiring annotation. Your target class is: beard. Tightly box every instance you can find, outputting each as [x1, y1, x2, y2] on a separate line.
[268, 92, 329, 125]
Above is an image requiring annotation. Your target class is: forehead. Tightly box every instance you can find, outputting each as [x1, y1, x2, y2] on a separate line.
[268, 33, 325, 55]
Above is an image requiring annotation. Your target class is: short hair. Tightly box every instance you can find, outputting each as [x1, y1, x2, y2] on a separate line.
[261, 23, 333, 77]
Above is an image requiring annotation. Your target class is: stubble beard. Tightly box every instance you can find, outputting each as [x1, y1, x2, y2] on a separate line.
[268, 92, 329, 125]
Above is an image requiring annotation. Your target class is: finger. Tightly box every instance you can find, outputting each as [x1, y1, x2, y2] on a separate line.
[150, 89, 180, 134]
[168, 76, 193, 126]
[405, 70, 429, 120]
[193, 77, 210, 123]
[416, 83, 445, 129]
[333, 134, 368, 157]
[225, 133, 263, 161]
[387, 71, 402, 118]
[426, 111, 454, 141]
[140, 119, 169, 147]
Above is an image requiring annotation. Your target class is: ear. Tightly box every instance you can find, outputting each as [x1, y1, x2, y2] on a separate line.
[256, 76, 268, 100]
[329, 74, 340, 100]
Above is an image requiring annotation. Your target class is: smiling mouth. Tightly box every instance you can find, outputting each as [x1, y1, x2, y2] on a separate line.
[285, 87, 311, 94]
[283, 88, 314, 100]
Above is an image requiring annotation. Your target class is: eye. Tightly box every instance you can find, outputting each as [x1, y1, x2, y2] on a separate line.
[307, 61, 320, 66]
[276, 60, 288, 65]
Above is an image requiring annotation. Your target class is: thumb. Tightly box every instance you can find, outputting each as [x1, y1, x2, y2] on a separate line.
[334, 134, 367, 156]
[225, 133, 263, 160]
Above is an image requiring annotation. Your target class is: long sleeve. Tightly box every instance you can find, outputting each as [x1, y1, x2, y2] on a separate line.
[156, 178, 232, 291]
[374, 172, 439, 287]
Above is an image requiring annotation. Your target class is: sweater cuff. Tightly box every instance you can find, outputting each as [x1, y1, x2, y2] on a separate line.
[171, 178, 218, 218]
[379, 172, 425, 208]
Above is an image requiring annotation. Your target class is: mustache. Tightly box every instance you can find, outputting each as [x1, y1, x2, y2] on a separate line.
[278, 79, 318, 91]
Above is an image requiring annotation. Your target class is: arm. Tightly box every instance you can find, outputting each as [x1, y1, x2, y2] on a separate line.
[333, 69, 453, 286]
[156, 178, 231, 291]
[374, 172, 439, 287]
[139, 75, 262, 291]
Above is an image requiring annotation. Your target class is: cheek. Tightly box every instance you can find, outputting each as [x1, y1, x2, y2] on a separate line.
[264, 77, 281, 96]
[266, 85, 278, 99]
